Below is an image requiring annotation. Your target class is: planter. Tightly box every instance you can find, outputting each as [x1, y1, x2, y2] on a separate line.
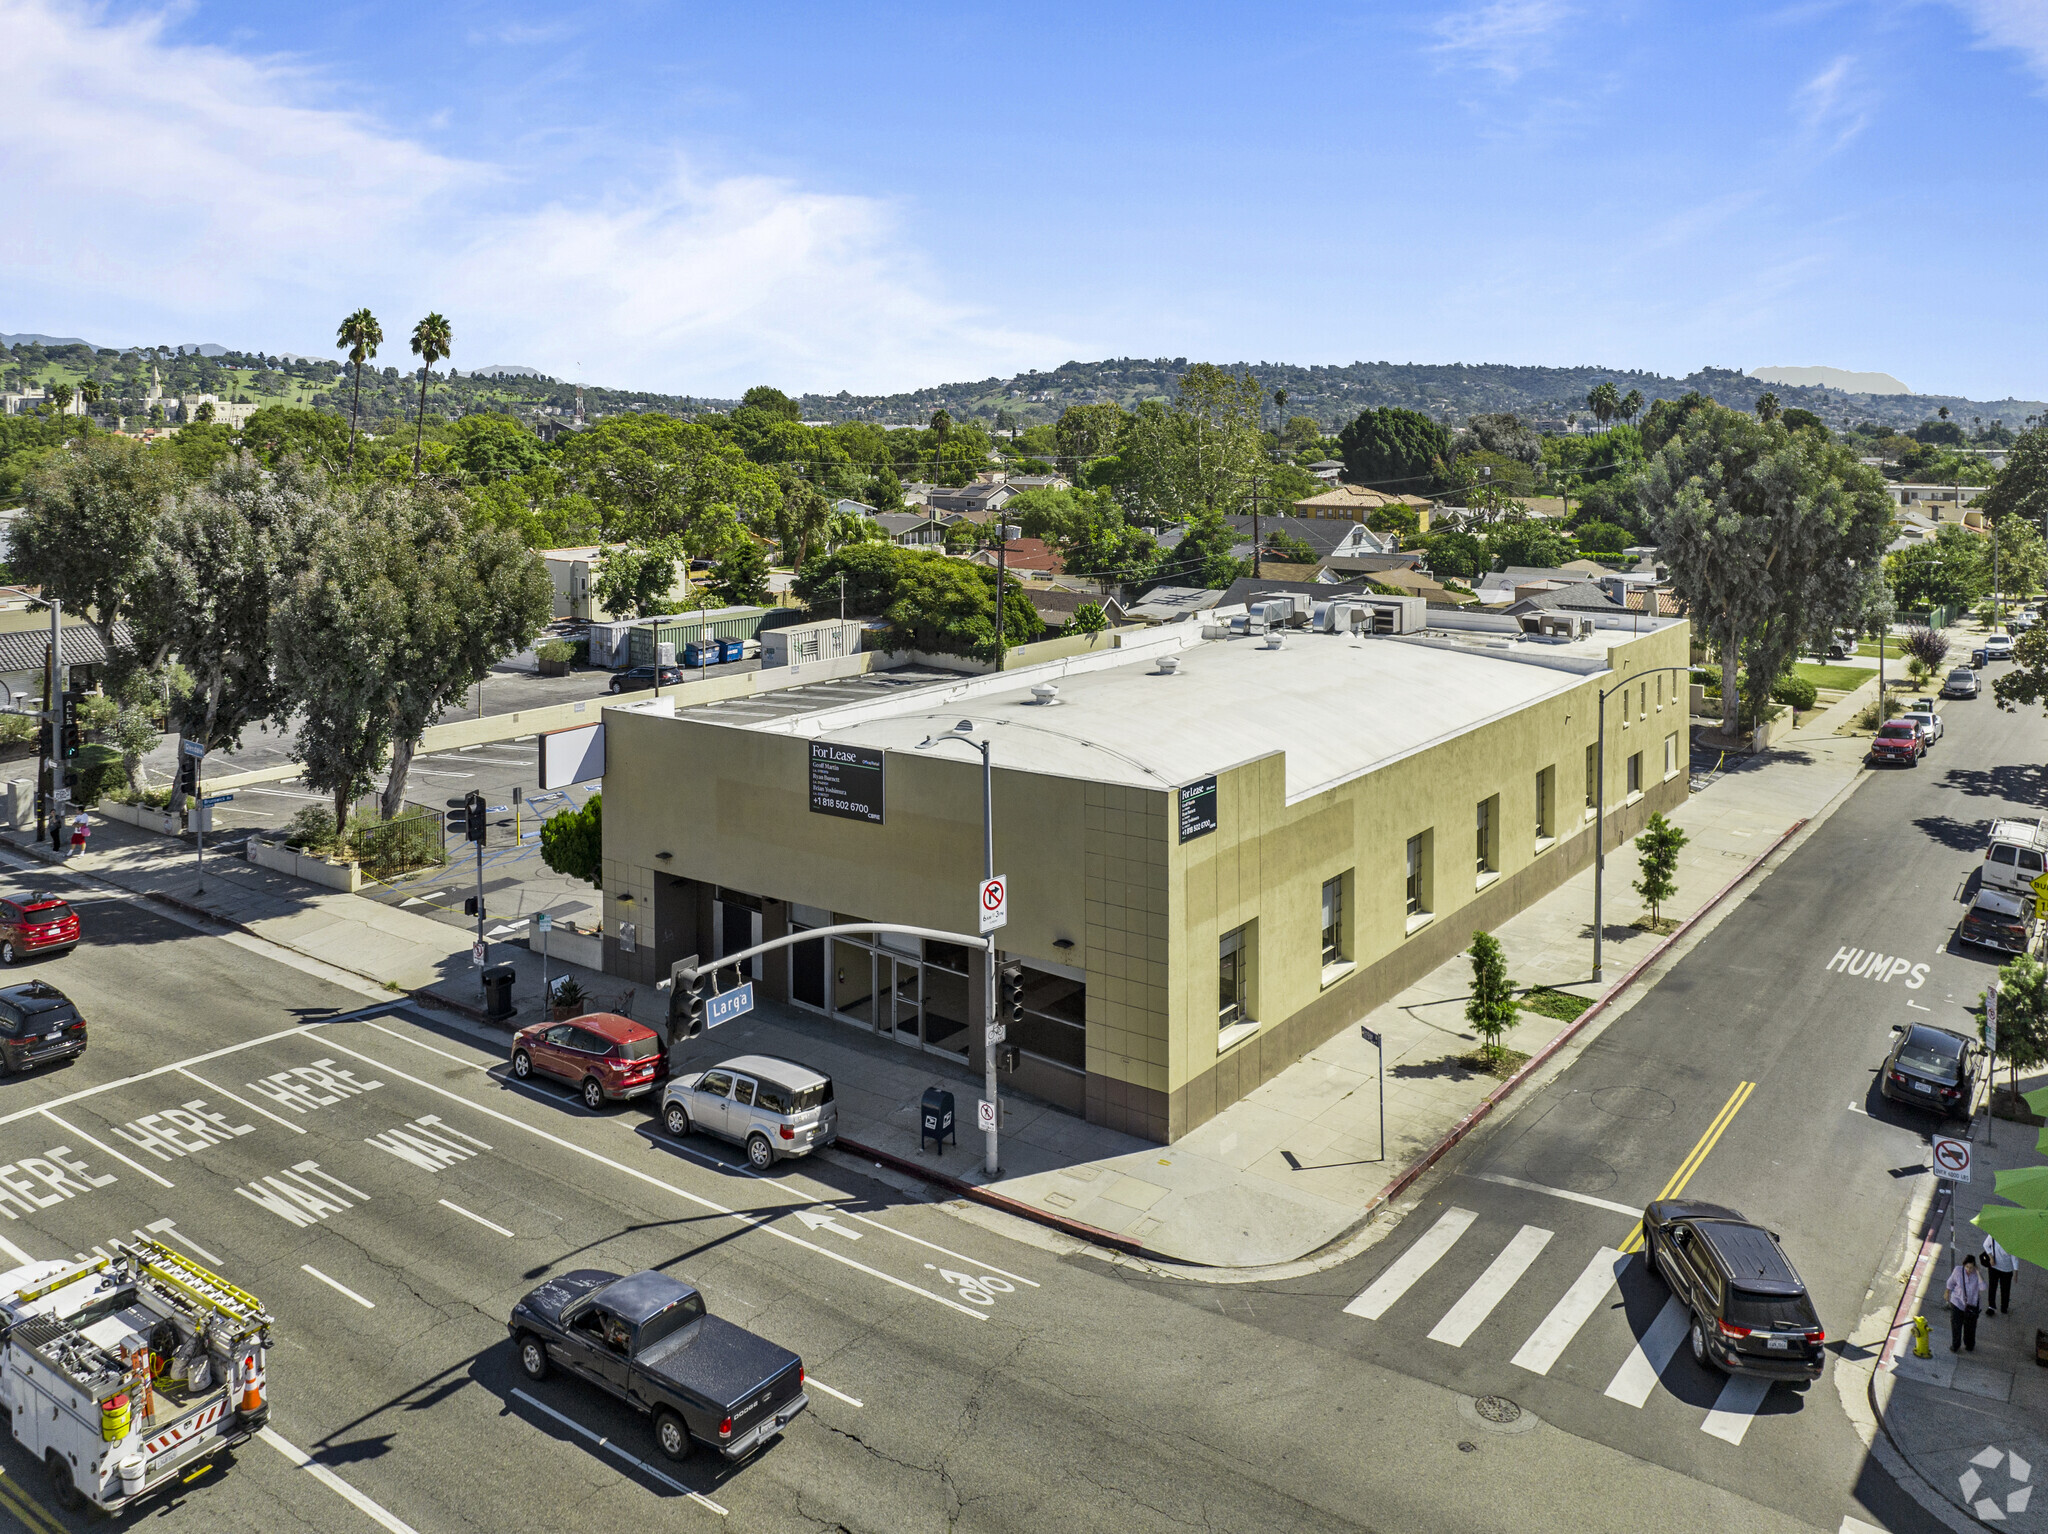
[247, 837, 364, 892]
[528, 925, 603, 971]
[537, 658, 574, 677]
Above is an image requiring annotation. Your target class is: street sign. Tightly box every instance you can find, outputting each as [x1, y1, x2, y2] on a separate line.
[181, 739, 206, 758]
[1932, 1134, 1973, 1183]
[200, 794, 234, 808]
[535, 912, 552, 934]
[1360, 1025, 1382, 1047]
[471, 941, 486, 969]
[978, 875, 1008, 934]
[976, 1098, 997, 1132]
[2034, 870, 2048, 904]
[707, 982, 754, 1028]
[1987, 985, 1999, 1057]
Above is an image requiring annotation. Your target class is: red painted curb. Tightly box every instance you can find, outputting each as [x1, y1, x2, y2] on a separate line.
[1356, 813, 1814, 1223]
[837, 1137, 1148, 1257]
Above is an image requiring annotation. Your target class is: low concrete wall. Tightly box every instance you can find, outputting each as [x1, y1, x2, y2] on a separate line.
[527, 926, 603, 971]
[248, 837, 363, 892]
[96, 799, 181, 835]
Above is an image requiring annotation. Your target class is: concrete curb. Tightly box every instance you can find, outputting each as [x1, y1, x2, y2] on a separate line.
[835, 1137, 1149, 1257]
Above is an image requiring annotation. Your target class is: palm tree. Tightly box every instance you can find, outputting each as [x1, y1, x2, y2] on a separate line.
[408, 312, 452, 472]
[49, 383, 73, 417]
[1754, 391, 1780, 423]
[1620, 388, 1643, 427]
[1586, 382, 1619, 428]
[1273, 388, 1288, 432]
[78, 380, 100, 417]
[336, 308, 382, 471]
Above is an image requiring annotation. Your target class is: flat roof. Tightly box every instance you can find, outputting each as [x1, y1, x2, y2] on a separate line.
[723, 629, 1640, 802]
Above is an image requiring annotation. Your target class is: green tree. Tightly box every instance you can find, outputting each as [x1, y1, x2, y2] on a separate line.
[1487, 519, 1575, 571]
[1885, 524, 1987, 611]
[407, 312, 452, 472]
[1573, 519, 1631, 555]
[1586, 382, 1619, 428]
[1168, 505, 1248, 588]
[1754, 391, 1780, 423]
[1465, 930, 1517, 1065]
[49, 384, 73, 417]
[1632, 812, 1689, 925]
[192, 401, 215, 424]
[775, 476, 832, 569]
[540, 792, 602, 885]
[709, 538, 770, 606]
[445, 414, 544, 483]
[1338, 406, 1451, 492]
[592, 539, 683, 619]
[1068, 601, 1108, 634]
[1976, 424, 2048, 526]
[1982, 953, 2048, 1109]
[1421, 528, 1487, 581]
[239, 406, 350, 472]
[336, 308, 381, 471]
[739, 386, 800, 420]
[1367, 504, 1421, 540]
[1619, 388, 1644, 427]
[556, 415, 778, 547]
[79, 380, 100, 416]
[1993, 513, 2048, 598]
[14, 435, 183, 661]
[1901, 625, 1950, 686]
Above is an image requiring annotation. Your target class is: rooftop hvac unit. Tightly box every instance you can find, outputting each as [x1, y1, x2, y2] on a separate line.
[1255, 598, 1295, 628]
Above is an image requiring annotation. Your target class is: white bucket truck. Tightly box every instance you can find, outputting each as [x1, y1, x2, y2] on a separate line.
[0, 1239, 271, 1510]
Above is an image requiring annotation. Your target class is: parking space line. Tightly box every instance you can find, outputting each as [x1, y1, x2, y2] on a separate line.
[178, 1066, 308, 1134]
[302, 1264, 375, 1308]
[313, 1034, 992, 1320]
[438, 1199, 513, 1237]
[359, 1020, 493, 1071]
[806, 1377, 863, 1407]
[40, 1107, 174, 1189]
[259, 1427, 422, 1534]
[509, 1388, 728, 1515]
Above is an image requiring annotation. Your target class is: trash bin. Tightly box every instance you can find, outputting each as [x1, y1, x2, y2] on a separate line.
[719, 637, 744, 664]
[482, 963, 516, 1022]
[920, 1086, 956, 1154]
[682, 641, 708, 669]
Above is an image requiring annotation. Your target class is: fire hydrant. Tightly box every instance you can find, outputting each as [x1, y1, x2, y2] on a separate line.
[1912, 1314, 1931, 1359]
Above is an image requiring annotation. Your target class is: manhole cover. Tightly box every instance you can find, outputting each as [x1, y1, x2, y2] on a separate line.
[1457, 1441, 1477, 1453]
[1473, 1395, 1522, 1424]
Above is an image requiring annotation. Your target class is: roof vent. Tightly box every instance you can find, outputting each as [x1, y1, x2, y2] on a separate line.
[1263, 631, 1285, 650]
[1155, 656, 1180, 675]
[1030, 682, 1060, 705]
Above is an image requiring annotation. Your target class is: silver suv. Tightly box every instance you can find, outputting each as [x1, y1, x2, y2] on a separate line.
[661, 1055, 838, 1169]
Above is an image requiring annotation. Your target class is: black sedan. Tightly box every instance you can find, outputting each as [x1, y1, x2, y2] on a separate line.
[1879, 1023, 1975, 1118]
[609, 664, 685, 694]
[0, 980, 85, 1074]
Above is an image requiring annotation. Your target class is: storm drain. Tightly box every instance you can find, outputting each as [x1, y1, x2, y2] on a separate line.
[1473, 1395, 1522, 1425]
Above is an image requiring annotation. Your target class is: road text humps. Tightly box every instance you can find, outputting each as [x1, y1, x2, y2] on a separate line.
[245, 1060, 384, 1114]
[364, 1116, 491, 1173]
[1826, 947, 1931, 988]
[112, 1100, 255, 1162]
[0, 1147, 116, 1220]
[233, 1161, 371, 1228]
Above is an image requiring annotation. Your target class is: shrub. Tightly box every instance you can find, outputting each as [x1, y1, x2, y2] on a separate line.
[284, 805, 338, 852]
[70, 744, 125, 808]
[536, 638, 576, 664]
[1068, 602, 1108, 634]
[78, 694, 118, 735]
[1771, 673, 1818, 711]
[0, 714, 35, 749]
[345, 810, 447, 879]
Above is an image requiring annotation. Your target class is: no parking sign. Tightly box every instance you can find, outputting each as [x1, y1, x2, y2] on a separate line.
[1932, 1135, 1973, 1183]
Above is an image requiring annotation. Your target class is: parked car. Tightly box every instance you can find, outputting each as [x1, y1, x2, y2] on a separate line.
[1641, 1200, 1825, 1381]
[661, 1055, 839, 1169]
[509, 1269, 807, 1462]
[1880, 1023, 1976, 1119]
[1984, 633, 2015, 661]
[1867, 719, 1924, 766]
[1981, 818, 2048, 896]
[1942, 667, 1980, 699]
[510, 1012, 669, 1110]
[2013, 610, 2038, 632]
[1899, 706, 1943, 745]
[0, 897, 78, 965]
[609, 664, 685, 693]
[1960, 887, 2039, 954]
[0, 980, 86, 1074]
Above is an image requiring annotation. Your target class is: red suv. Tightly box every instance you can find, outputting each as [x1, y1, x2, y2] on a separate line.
[510, 1012, 668, 1110]
[1868, 719, 1923, 767]
[0, 897, 79, 964]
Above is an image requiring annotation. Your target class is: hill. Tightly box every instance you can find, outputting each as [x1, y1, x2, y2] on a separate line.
[1750, 365, 1913, 396]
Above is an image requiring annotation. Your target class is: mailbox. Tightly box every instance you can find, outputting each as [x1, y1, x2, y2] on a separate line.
[920, 1086, 956, 1154]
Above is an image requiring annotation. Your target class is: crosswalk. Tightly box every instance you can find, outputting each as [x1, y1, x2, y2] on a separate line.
[1345, 1207, 1801, 1447]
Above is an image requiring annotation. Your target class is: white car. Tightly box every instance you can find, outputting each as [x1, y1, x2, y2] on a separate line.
[1900, 708, 1943, 745]
[1985, 632, 2015, 661]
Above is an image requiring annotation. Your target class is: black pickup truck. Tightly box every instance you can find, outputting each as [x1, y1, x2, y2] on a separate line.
[510, 1269, 808, 1462]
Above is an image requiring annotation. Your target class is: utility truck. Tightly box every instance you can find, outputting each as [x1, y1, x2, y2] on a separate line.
[0, 1239, 271, 1511]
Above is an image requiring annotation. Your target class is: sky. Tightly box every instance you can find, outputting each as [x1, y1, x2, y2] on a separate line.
[5, 0, 2048, 400]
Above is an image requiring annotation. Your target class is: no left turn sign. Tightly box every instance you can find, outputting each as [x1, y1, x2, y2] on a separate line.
[1932, 1134, 1973, 1182]
[978, 875, 1008, 934]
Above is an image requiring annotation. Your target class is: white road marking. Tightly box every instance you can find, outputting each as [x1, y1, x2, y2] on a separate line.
[1840, 1518, 1889, 1534]
[806, 1377, 863, 1407]
[1700, 1372, 1772, 1444]
[1429, 1224, 1553, 1346]
[0, 1023, 316, 1128]
[411, 771, 474, 779]
[1469, 1171, 1639, 1217]
[238, 786, 328, 799]
[835, 1209, 1041, 1287]
[301, 1264, 375, 1308]
[509, 1389, 727, 1515]
[1513, 1247, 1625, 1375]
[1604, 1295, 1690, 1407]
[359, 1019, 493, 1070]
[315, 1033, 993, 1321]
[794, 1209, 861, 1240]
[0, 1228, 34, 1265]
[399, 893, 444, 908]
[1846, 1103, 1871, 1117]
[40, 1107, 173, 1189]
[143, 1218, 223, 1266]
[438, 1199, 513, 1237]
[1344, 1207, 1476, 1319]
[179, 1066, 308, 1135]
[260, 1427, 422, 1534]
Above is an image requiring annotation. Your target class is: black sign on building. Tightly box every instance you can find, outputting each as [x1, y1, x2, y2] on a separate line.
[809, 741, 885, 824]
[1178, 775, 1219, 842]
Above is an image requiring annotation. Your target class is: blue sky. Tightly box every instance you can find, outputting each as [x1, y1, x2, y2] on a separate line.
[6, 0, 2048, 399]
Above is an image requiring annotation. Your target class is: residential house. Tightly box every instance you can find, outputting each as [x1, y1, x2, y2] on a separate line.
[1306, 460, 1344, 484]
[873, 512, 947, 547]
[968, 538, 1062, 576]
[1289, 485, 1435, 525]
[1024, 588, 1128, 631]
[1123, 585, 1228, 624]
[538, 546, 692, 622]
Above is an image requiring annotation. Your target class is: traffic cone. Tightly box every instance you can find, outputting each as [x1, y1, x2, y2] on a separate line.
[239, 1354, 263, 1413]
[1912, 1314, 1931, 1359]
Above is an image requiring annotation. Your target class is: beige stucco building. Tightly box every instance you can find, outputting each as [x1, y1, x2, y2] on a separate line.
[597, 611, 1690, 1144]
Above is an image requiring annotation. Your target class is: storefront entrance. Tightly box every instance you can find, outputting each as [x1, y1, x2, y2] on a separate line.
[788, 909, 970, 1063]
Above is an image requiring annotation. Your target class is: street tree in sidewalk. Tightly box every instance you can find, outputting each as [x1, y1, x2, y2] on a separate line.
[540, 791, 601, 886]
[1632, 813, 1689, 928]
[1901, 625, 1949, 687]
[15, 434, 183, 662]
[1980, 953, 2048, 1111]
[1465, 930, 1518, 1066]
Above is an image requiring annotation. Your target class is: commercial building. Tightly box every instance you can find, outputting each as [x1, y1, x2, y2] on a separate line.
[597, 607, 1689, 1143]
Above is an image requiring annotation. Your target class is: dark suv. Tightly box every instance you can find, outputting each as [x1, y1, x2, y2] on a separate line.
[1642, 1200, 1824, 1380]
[0, 981, 86, 1074]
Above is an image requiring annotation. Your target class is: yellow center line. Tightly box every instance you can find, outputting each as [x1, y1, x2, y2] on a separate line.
[0, 1470, 69, 1534]
[1618, 1080, 1756, 1253]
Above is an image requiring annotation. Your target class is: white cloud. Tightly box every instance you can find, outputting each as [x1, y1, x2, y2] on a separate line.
[1430, 0, 1578, 81]
[1793, 54, 1870, 152]
[1948, 0, 2048, 89]
[0, 0, 1064, 393]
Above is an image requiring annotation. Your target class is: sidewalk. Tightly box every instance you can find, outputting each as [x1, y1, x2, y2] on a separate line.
[1870, 1077, 2048, 1530]
[0, 670, 1882, 1271]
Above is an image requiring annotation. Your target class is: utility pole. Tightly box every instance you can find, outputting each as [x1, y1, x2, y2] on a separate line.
[45, 599, 62, 852]
[994, 533, 1008, 672]
[1250, 473, 1264, 578]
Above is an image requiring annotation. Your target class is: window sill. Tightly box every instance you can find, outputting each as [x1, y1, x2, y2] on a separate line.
[1404, 910, 1436, 937]
[1664, 767, 1682, 783]
[1217, 1020, 1260, 1054]
[1583, 807, 1598, 823]
[1533, 835, 1557, 856]
[1625, 789, 1644, 806]
[1320, 959, 1356, 990]
[1475, 869, 1501, 892]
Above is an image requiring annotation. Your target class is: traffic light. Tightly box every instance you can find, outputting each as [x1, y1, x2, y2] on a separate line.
[465, 790, 486, 843]
[669, 972, 705, 1039]
[59, 693, 80, 764]
[176, 755, 197, 797]
[998, 961, 1024, 1030]
[35, 720, 50, 759]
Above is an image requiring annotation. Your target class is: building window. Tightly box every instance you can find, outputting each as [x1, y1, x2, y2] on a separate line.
[1535, 767, 1554, 842]
[1219, 926, 1249, 1030]
[1476, 795, 1498, 875]
[1639, 682, 1648, 720]
[1664, 732, 1678, 778]
[1656, 675, 1665, 710]
[1405, 832, 1431, 918]
[1585, 744, 1598, 812]
[1321, 876, 1345, 966]
[1627, 751, 1643, 796]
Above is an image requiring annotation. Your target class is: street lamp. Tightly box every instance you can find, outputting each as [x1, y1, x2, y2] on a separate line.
[917, 718, 1001, 1175]
[1592, 666, 1695, 982]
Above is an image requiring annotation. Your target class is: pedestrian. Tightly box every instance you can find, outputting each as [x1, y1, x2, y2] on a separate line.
[1946, 1253, 1984, 1352]
[1983, 1234, 2020, 1316]
[65, 814, 89, 861]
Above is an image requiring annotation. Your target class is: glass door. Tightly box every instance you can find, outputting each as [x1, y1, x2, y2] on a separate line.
[889, 958, 923, 1048]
